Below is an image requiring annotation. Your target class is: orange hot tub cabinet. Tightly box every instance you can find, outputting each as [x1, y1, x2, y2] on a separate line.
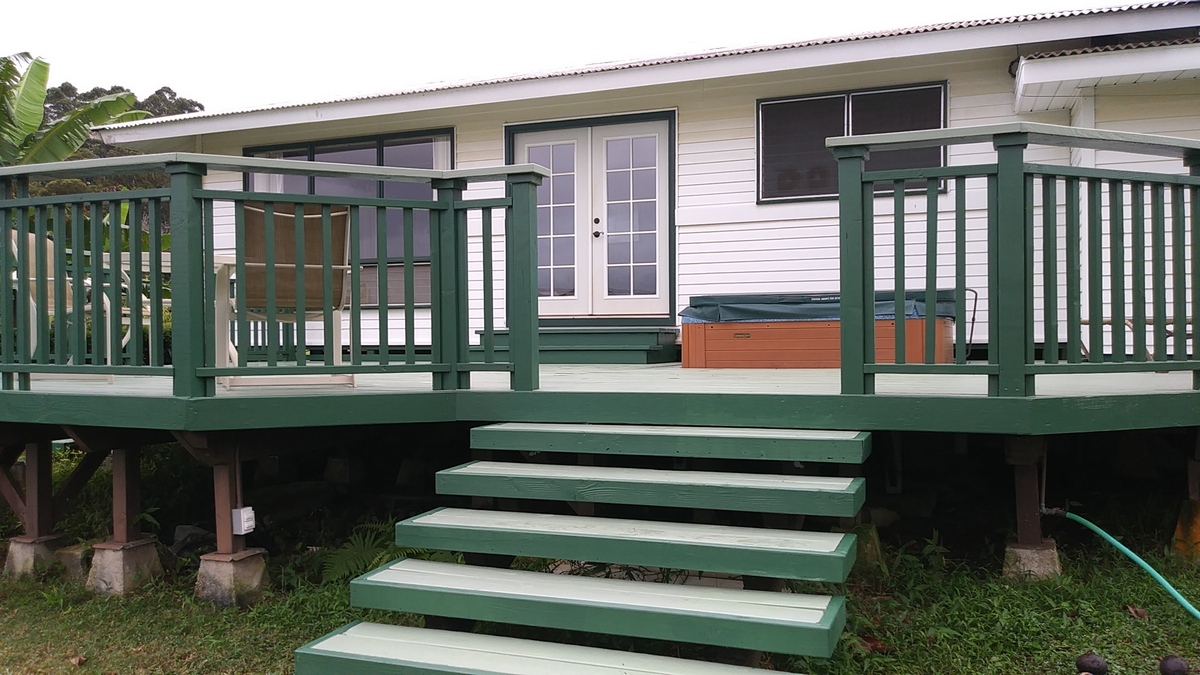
[682, 318, 954, 368]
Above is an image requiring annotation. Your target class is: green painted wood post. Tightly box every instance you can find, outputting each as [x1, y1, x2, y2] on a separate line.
[431, 179, 469, 390]
[835, 146, 871, 395]
[1186, 152, 1200, 389]
[506, 173, 542, 392]
[993, 134, 1033, 396]
[166, 162, 214, 398]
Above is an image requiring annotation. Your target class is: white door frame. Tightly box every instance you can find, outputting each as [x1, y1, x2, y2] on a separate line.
[514, 118, 672, 319]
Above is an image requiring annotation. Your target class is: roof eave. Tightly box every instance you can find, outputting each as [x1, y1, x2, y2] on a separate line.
[100, 3, 1200, 150]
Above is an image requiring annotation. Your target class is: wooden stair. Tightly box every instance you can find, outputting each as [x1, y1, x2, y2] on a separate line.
[297, 422, 871, 673]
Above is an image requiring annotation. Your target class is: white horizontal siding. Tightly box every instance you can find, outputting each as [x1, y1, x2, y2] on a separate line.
[198, 46, 1197, 361]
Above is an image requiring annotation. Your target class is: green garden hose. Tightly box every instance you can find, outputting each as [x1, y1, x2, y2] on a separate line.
[1049, 509, 1200, 621]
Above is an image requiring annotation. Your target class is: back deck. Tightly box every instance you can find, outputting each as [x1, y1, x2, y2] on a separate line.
[5, 363, 1200, 435]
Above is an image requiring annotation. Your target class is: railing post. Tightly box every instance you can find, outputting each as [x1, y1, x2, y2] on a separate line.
[835, 146, 872, 395]
[506, 172, 542, 391]
[993, 133, 1033, 396]
[431, 179, 470, 391]
[166, 162, 213, 398]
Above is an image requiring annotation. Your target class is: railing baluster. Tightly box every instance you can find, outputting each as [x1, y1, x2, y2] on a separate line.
[0, 183, 11, 389]
[1065, 178, 1082, 363]
[924, 179, 937, 364]
[893, 180, 906, 365]
[321, 204, 334, 367]
[1191, 184, 1199, 386]
[1025, 174, 1036, 365]
[34, 206, 50, 364]
[234, 202, 249, 369]
[108, 200, 124, 366]
[349, 206, 362, 366]
[52, 205, 67, 365]
[862, 181, 876, 387]
[1042, 175, 1059, 364]
[1172, 184, 1187, 361]
[264, 202, 278, 367]
[1131, 182, 1147, 361]
[203, 198, 217, 372]
[482, 208, 495, 364]
[89, 200, 105, 367]
[1151, 183, 1168, 361]
[376, 206, 389, 366]
[128, 200, 144, 366]
[954, 176, 967, 365]
[986, 173, 999, 395]
[294, 203, 307, 367]
[149, 199, 164, 367]
[13, 181, 29, 388]
[1108, 181, 1125, 363]
[71, 203, 86, 366]
[1087, 180, 1104, 363]
[403, 208, 415, 365]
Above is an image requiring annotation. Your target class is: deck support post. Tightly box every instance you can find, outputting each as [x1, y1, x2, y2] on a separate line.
[4, 441, 64, 577]
[1002, 436, 1059, 579]
[87, 446, 164, 595]
[196, 461, 268, 607]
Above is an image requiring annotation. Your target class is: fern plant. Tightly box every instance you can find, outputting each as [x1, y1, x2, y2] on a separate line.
[320, 521, 461, 583]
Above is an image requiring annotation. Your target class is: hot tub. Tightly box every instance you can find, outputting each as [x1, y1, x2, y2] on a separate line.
[680, 292, 956, 368]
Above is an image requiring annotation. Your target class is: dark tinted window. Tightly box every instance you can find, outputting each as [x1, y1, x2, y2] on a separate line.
[759, 84, 943, 200]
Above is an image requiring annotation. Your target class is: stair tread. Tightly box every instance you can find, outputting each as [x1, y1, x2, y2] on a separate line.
[444, 461, 858, 491]
[478, 422, 864, 442]
[356, 558, 837, 623]
[398, 508, 855, 581]
[437, 462, 864, 517]
[408, 507, 846, 552]
[298, 622, 769, 674]
[471, 423, 871, 463]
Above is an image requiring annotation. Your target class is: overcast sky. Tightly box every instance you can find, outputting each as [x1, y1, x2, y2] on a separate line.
[7, 0, 1128, 114]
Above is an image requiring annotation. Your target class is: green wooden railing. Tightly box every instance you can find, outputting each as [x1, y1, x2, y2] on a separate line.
[0, 154, 546, 396]
[832, 122, 1200, 397]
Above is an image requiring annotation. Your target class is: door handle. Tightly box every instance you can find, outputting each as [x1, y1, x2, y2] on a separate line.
[593, 230, 603, 238]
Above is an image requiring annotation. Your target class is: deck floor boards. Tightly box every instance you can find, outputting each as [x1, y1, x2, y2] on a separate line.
[15, 364, 1198, 399]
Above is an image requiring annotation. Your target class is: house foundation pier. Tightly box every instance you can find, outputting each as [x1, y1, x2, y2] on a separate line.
[1002, 437, 1060, 579]
[176, 438, 268, 608]
[3, 440, 63, 577]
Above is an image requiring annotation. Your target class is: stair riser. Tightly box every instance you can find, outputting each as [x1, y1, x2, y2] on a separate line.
[470, 428, 871, 463]
[349, 580, 845, 658]
[295, 651, 436, 675]
[436, 473, 865, 518]
[396, 522, 856, 583]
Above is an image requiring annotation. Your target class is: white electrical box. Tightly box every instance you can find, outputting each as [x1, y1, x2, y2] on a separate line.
[231, 506, 256, 535]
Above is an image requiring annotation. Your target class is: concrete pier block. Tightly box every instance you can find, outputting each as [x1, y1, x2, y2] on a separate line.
[1003, 538, 1062, 579]
[4, 535, 65, 578]
[86, 539, 163, 595]
[55, 542, 93, 582]
[195, 548, 270, 608]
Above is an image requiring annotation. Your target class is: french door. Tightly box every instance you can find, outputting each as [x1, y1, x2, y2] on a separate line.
[515, 121, 669, 317]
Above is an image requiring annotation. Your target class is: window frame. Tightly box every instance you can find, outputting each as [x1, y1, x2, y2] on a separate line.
[244, 128, 454, 308]
[756, 82, 947, 204]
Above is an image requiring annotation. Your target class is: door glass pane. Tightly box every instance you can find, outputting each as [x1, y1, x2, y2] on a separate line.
[605, 134, 658, 297]
[533, 142, 577, 298]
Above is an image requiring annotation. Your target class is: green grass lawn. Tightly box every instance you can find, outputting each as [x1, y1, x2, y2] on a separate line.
[0, 541, 1196, 674]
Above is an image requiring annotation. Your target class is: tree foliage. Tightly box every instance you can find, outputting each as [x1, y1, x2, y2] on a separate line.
[0, 53, 149, 167]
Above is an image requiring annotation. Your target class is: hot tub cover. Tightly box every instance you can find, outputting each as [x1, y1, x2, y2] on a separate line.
[680, 291, 957, 323]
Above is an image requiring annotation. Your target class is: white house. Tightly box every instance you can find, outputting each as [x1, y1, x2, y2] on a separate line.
[100, 2, 1200, 356]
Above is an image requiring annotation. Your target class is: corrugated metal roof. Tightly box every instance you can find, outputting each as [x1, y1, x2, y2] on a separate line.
[1024, 35, 1200, 59]
[101, 1, 1199, 131]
